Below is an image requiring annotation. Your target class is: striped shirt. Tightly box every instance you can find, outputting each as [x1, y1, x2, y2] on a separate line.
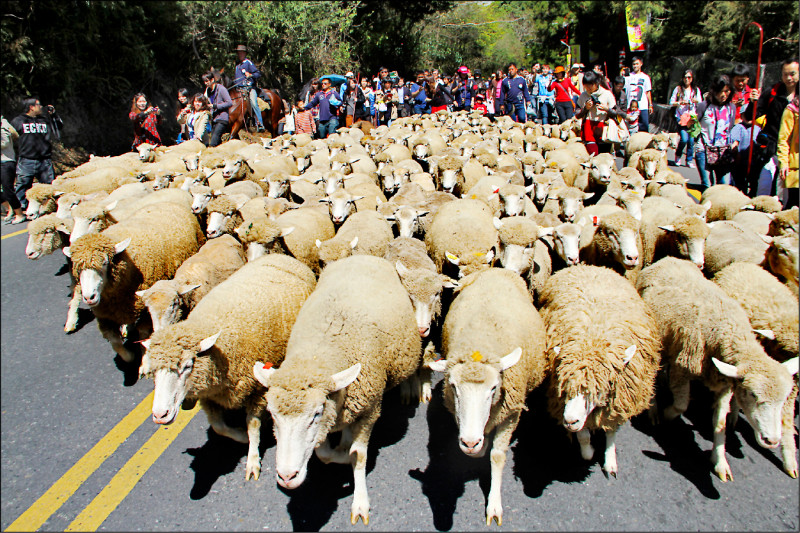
[295, 109, 316, 134]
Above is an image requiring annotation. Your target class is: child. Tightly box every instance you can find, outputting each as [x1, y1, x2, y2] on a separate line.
[282, 100, 295, 136]
[473, 93, 488, 115]
[294, 100, 316, 136]
[729, 120, 761, 193]
[626, 100, 640, 134]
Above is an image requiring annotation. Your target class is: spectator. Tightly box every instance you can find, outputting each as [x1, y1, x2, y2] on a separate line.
[410, 71, 431, 115]
[592, 63, 611, 90]
[232, 44, 264, 132]
[128, 93, 162, 151]
[776, 95, 798, 208]
[535, 64, 555, 125]
[694, 74, 738, 188]
[489, 70, 504, 116]
[294, 100, 316, 136]
[500, 62, 534, 123]
[473, 69, 486, 92]
[669, 68, 702, 168]
[730, 63, 760, 125]
[377, 80, 399, 126]
[729, 119, 761, 193]
[472, 93, 488, 115]
[176, 88, 192, 143]
[626, 100, 640, 134]
[608, 75, 630, 156]
[1, 116, 24, 224]
[625, 56, 653, 132]
[10, 97, 61, 212]
[570, 63, 584, 107]
[280, 100, 294, 136]
[451, 66, 475, 111]
[358, 77, 376, 124]
[203, 71, 233, 147]
[744, 58, 798, 197]
[430, 77, 453, 113]
[548, 65, 580, 124]
[575, 70, 616, 156]
[305, 77, 342, 138]
[396, 77, 412, 118]
[306, 79, 322, 133]
[342, 76, 364, 127]
[354, 77, 372, 123]
[187, 94, 212, 146]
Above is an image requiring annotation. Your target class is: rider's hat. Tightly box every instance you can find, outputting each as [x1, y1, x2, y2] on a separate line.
[234, 44, 248, 52]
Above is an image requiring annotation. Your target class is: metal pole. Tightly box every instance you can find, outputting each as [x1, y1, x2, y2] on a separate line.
[738, 21, 763, 177]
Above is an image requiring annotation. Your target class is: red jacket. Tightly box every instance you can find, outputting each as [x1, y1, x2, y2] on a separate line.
[550, 78, 580, 103]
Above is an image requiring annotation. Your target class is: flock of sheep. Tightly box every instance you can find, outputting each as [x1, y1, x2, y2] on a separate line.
[21, 109, 799, 526]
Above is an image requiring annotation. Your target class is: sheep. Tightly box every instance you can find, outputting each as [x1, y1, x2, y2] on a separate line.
[701, 184, 751, 222]
[493, 183, 537, 218]
[205, 194, 248, 239]
[66, 202, 205, 362]
[425, 198, 498, 278]
[329, 153, 378, 177]
[384, 205, 429, 239]
[135, 233, 245, 334]
[315, 210, 394, 268]
[411, 131, 448, 160]
[530, 171, 567, 211]
[144, 253, 316, 482]
[600, 189, 644, 221]
[493, 216, 541, 277]
[640, 214, 711, 269]
[519, 151, 545, 182]
[544, 149, 582, 187]
[741, 195, 784, 214]
[543, 186, 594, 223]
[768, 207, 799, 236]
[703, 220, 770, 277]
[615, 167, 647, 194]
[732, 210, 775, 235]
[538, 136, 567, 154]
[581, 153, 618, 197]
[636, 257, 799, 481]
[251, 255, 421, 525]
[629, 148, 668, 181]
[564, 140, 591, 163]
[104, 187, 193, 224]
[427, 267, 547, 525]
[624, 131, 669, 164]
[461, 158, 489, 193]
[540, 265, 660, 477]
[712, 262, 800, 477]
[764, 233, 799, 294]
[580, 211, 642, 283]
[25, 184, 61, 219]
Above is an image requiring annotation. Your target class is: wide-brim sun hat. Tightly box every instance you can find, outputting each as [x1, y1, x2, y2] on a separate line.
[554, 66, 566, 74]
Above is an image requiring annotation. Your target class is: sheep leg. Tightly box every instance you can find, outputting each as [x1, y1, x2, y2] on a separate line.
[577, 428, 594, 461]
[64, 277, 81, 334]
[244, 412, 262, 481]
[399, 375, 420, 405]
[97, 318, 136, 363]
[486, 411, 519, 526]
[315, 427, 353, 465]
[349, 407, 380, 525]
[202, 400, 248, 444]
[664, 365, 690, 421]
[602, 426, 619, 478]
[418, 366, 433, 404]
[710, 387, 734, 482]
[728, 395, 739, 428]
[781, 383, 799, 478]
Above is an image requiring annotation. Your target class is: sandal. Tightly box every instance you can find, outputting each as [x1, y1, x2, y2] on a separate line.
[9, 216, 26, 225]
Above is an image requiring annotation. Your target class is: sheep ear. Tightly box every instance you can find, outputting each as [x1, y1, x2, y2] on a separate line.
[253, 362, 276, 387]
[445, 251, 460, 265]
[538, 226, 554, 238]
[659, 225, 676, 233]
[441, 275, 459, 289]
[711, 357, 739, 379]
[135, 289, 147, 298]
[105, 200, 118, 211]
[484, 249, 495, 263]
[395, 261, 409, 277]
[753, 329, 776, 340]
[178, 283, 201, 296]
[198, 331, 221, 354]
[552, 346, 561, 355]
[139, 339, 151, 351]
[331, 363, 361, 392]
[499, 347, 523, 371]
[525, 184, 535, 194]
[580, 161, 592, 168]
[280, 226, 295, 238]
[350, 195, 366, 202]
[114, 238, 131, 256]
[62, 246, 72, 258]
[56, 221, 72, 234]
[741, 203, 755, 211]
[783, 357, 799, 376]
[417, 210, 429, 218]
[622, 345, 637, 365]
[315, 239, 322, 249]
[493, 217, 503, 230]
[583, 192, 595, 200]
[428, 359, 447, 373]
[759, 234, 774, 245]
[318, 196, 331, 204]
[349, 236, 359, 249]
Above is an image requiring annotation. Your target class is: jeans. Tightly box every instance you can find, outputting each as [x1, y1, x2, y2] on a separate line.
[675, 126, 695, 163]
[413, 103, 431, 115]
[538, 101, 554, 125]
[15, 157, 54, 209]
[318, 117, 339, 138]
[508, 103, 527, 123]
[248, 88, 264, 128]
[639, 107, 650, 132]
[695, 151, 731, 188]
[209, 121, 229, 147]
[555, 101, 575, 124]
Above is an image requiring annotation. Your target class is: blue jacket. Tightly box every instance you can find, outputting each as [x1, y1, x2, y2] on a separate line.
[234, 58, 261, 87]
[410, 82, 428, 105]
[205, 83, 233, 124]
[452, 78, 475, 109]
[535, 74, 555, 102]
[500, 75, 534, 107]
[306, 89, 341, 122]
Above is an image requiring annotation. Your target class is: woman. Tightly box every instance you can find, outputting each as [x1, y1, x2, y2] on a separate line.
[777, 96, 798, 208]
[187, 94, 212, 146]
[575, 71, 616, 155]
[176, 88, 191, 143]
[491, 70, 504, 115]
[356, 77, 373, 123]
[694, 74, 738, 188]
[343, 78, 364, 127]
[129, 93, 162, 150]
[548, 65, 580, 124]
[378, 80, 399, 126]
[669, 69, 702, 168]
[430, 77, 453, 113]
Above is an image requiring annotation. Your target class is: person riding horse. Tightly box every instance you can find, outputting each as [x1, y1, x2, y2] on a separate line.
[232, 44, 265, 132]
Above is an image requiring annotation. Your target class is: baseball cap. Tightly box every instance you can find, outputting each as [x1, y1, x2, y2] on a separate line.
[571, 63, 582, 70]
[458, 65, 469, 74]
[345, 71, 354, 78]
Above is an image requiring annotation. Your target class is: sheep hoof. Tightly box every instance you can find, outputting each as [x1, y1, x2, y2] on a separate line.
[486, 512, 502, 526]
[245, 461, 261, 481]
[350, 510, 369, 526]
[714, 462, 734, 482]
[663, 405, 682, 421]
[783, 460, 798, 479]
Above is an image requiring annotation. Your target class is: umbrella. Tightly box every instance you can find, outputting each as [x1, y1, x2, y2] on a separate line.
[320, 74, 347, 87]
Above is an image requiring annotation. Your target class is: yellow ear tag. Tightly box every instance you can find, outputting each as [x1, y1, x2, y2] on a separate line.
[471, 351, 483, 362]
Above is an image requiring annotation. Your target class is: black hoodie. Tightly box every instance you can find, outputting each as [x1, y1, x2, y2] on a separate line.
[10, 112, 62, 160]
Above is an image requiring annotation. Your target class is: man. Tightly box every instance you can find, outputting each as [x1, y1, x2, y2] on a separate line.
[410, 71, 431, 115]
[535, 64, 555, 124]
[451, 66, 475, 112]
[10, 97, 62, 212]
[730, 63, 760, 125]
[500, 62, 534, 123]
[203, 71, 233, 147]
[474, 69, 486, 91]
[396, 77, 412, 118]
[232, 44, 265, 132]
[625, 56, 652, 132]
[305, 77, 342, 138]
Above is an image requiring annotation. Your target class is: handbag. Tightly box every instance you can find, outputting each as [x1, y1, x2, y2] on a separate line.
[602, 116, 630, 143]
[704, 105, 735, 170]
[678, 112, 691, 127]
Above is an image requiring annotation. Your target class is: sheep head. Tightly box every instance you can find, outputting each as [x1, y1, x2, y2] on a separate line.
[25, 214, 72, 260]
[395, 261, 457, 338]
[67, 233, 130, 307]
[658, 215, 711, 269]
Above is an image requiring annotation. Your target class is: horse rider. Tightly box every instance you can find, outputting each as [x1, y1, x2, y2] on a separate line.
[233, 44, 265, 132]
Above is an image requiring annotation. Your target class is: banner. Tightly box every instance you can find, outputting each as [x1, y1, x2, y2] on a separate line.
[625, 3, 649, 52]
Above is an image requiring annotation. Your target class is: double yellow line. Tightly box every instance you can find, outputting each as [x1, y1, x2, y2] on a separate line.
[5, 392, 200, 532]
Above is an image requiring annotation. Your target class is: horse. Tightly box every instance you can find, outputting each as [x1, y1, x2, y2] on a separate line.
[228, 86, 284, 139]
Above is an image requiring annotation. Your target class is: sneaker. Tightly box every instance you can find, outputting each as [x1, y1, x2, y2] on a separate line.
[674, 159, 683, 167]
[687, 160, 696, 169]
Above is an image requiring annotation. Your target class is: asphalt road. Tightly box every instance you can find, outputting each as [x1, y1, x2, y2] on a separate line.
[1, 149, 798, 532]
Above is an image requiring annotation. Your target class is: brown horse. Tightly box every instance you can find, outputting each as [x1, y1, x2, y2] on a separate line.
[228, 87, 284, 139]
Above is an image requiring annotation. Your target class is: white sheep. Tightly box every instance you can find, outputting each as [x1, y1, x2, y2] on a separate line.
[315, 210, 394, 268]
[251, 255, 421, 525]
[636, 257, 799, 481]
[640, 214, 711, 269]
[580, 211, 642, 283]
[540, 265, 660, 477]
[428, 268, 547, 525]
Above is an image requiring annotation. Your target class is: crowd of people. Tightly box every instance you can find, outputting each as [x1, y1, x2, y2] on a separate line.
[1, 52, 797, 224]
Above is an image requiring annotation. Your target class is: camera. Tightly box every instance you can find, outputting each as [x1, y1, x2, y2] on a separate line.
[46, 105, 55, 113]
[590, 94, 601, 105]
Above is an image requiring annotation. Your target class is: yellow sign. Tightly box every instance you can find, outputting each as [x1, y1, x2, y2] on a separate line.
[625, 3, 648, 52]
